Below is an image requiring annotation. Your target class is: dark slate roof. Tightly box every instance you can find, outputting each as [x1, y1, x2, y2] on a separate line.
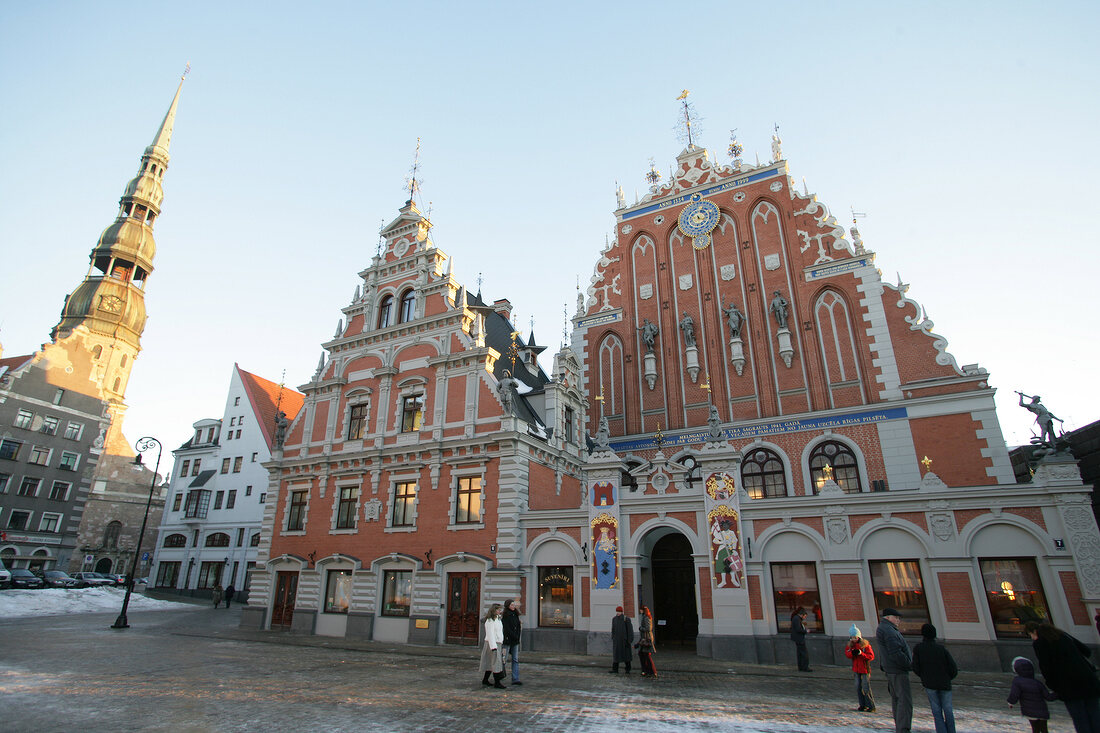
[189, 469, 217, 488]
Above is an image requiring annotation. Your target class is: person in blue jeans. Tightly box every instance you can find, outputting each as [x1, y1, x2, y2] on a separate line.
[501, 598, 523, 686]
[912, 623, 958, 733]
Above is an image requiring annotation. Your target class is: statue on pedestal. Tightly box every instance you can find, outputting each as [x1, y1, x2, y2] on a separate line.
[1017, 391, 1064, 447]
[769, 290, 789, 329]
[274, 411, 288, 449]
[679, 312, 696, 347]
[723, 302, 744, 339]
[640, 319, 659, 354]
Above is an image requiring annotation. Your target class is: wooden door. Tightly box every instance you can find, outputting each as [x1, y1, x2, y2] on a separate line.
[271, 571, 298, 629]
[445, 572, 481, 644]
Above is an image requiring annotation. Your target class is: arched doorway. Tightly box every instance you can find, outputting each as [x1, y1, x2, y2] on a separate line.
[95, 557, 113, 574]
[650, 533, 698, 647]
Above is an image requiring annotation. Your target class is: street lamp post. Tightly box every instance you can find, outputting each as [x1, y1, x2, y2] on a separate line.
[111, 436, 162, 630]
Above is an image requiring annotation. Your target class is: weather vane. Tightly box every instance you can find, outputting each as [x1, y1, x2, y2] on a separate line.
[728, 129, 743, 163]
[645, 157, 662, 188]
[405, 137, 423, 203]
[182, 62, 191, 80]
[675, 90, 702, 148]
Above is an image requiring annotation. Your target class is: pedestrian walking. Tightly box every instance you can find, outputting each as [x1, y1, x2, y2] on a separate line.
[479, 603, 507, 689]
[609, 606, 633, 674]
[1007, 656, 1057, 733]
[637, 605, 657, 678]
[502, 598, 523, 686]
[791, 606, 812, 672]
[912, 623, 958, 733]
[876, 607, 913, 733]
[1026, 620, 1100, 732]
[225, 584, 235, 608]
[211, 583, 224, 609]
[845, 624, 876, 712]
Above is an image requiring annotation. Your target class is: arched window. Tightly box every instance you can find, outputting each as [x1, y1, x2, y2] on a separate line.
[250, 533, 261, 547]
[621, 459, 643, 493]
[377, 295, 394, 328]
[742, 448, 787, 499]
[398, 289, 416, 323]
[680, 455, 701, 489]
[205, 532, 231, 548]
[163, 533, 187, 548]
[103, 521, 122, 549]
[809, 440, 862, 494]
[92, 345, 103, 360]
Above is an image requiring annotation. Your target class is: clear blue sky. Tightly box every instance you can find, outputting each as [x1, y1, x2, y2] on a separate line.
[2, 1, 1097, 461]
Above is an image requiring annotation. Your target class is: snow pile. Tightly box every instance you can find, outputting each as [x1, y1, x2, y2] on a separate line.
[0, 587, 194, 618]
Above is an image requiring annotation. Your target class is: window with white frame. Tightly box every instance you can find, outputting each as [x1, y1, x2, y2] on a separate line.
[400, 395, 424, 433]
[64, 422, 84, 440]
[14, 409, 33, 429]
[381, 569, 411, 616]
[453, 476, 483, 525]
[391, 482, 417, 527]
[58, 451, 79, 472]
[48, 481, 70, 501]
[7, 510, 30, 530]
[0, 472, 10, 494]
[18, 477, 41, 497]
[809, 440, 862, 493]
[324, 569, 353, 614]
[28, 446, 51, 466]
[233, 456, 242, 473]
[39, 513, 61, 533]
[41, 416, 59, 435]
[0, 439, 22, 460]
[347, 403, 369, 440]
[286, 489, 308, 531]
[179, 459, 190, 477]
[226, 490, 236, 509]
[335, 486, 359, 530]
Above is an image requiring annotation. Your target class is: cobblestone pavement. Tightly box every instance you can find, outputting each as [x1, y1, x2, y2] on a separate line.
[0, 604, 1035, 732]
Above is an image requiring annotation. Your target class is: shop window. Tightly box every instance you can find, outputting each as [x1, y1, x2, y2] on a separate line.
[392, 482, 416, 527]
[348, 403, 369, 440]
[869, 560, 930, 635]
[980, 558, 1051, 638]
[382, 569, 411, 617]
[398, 289, 416, 323]
[286, 490, 308, 531]
[156, 561, 181, 588]
[771, 562, 821, 633]
[324, 569, 352, 614]
[163, 533, 187, 548]
[538, 566, 574, 628]
[454, 476, 482, 524]
[335, 487, 359, 529]
[197, 561, 224, 589]
[742, 448, 787, 498]
[377, 295, 394, 328]
[809, 440, 862, 493]
[401, 395, 424, 433]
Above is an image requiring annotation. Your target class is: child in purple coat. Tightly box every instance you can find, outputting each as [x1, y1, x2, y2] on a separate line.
[1008, 656, 1057, 733]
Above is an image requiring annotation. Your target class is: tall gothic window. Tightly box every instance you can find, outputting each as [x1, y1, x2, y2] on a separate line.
[808, 440, 861, 493]
[742, 448, 787, 499]
[103, 521, 122, 549]
[398, 290, 416, 323]
[377, 295, 394, 328]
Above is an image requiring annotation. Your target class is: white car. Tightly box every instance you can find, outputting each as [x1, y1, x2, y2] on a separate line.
[0, 562, 10, 589]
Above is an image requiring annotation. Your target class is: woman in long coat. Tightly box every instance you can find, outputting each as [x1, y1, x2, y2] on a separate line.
[638, 605, 657, 678]
[479, 603, 506, 688]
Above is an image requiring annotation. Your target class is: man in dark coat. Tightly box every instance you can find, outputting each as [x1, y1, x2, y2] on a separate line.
[911, 623, 958, 733]
[876, 608, 913, 733]
[501, 599, 522, 686]
[609, 606, 634, 673]
[1027, 621, 1100, 732]
[790, 607, 811, 672]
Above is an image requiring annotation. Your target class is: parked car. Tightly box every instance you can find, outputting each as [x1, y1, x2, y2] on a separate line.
[100, 573, 127, 586]
[0, 563, 11, 589]
[42, 570, 81, 588]
[71, 572, 114, 587]
[10, 569, 45, 589]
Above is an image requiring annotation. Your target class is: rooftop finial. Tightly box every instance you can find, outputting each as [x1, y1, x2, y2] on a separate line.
[405, 137, 422, 204]
[476, 271, 483, 298]
[645, 157, 662, 191]
[728, 128, 743, 167]
[675, 89, 699, 149]
[771, 123, 783, 162]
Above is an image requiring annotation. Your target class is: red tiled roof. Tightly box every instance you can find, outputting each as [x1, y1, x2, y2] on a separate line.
[236, 364, 305, 452]
[0, 353, 34, 373]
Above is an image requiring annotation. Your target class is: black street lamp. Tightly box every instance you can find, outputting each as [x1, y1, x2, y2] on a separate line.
[111, 436, 162, 630]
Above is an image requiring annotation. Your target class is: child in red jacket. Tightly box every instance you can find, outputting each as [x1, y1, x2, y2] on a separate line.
[845, 624, 877, 713]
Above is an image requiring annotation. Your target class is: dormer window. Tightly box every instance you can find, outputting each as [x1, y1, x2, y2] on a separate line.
[377, 295, 394, 328]
[399, 289, 416, 323]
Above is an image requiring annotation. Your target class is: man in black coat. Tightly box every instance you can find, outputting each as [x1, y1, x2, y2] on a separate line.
[610, 606, 633, 673]
[790, 607, 812, 672]
[876, 607, 914, 733]
[501, 599, 523, 686]
[912, 623, 958, 733]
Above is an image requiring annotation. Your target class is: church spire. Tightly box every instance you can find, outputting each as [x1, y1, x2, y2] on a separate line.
[51, 72, 186, 404]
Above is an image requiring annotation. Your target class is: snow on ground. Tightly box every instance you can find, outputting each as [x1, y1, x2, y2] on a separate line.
[0, 586, 195, 618]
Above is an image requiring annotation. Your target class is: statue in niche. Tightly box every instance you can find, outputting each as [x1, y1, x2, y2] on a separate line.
[707, 405, 723, 441]
[640, 319, 659, 354]
[1017, 391, 1063, 447]
[769, 290, 789, 329]
[723, 302, 744, 339]
[498, 376, 516, 411]
[273, 411, 288, 449]
[594, 415, 611, 451]
[679, 312, 696, 347]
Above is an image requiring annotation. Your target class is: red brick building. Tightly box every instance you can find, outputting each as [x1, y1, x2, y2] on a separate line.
[245, 138, 1100, 670]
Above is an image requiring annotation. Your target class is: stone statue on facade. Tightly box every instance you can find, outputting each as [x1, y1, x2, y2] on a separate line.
[594, 415, 611, 451]
[707, 404, 724, 441]
[679, 312, 696, 347]
[640, 319, 659, 354]
[723, 302, 744, 339]
[769, 290, 789, 329]
[1017, 391, 1063, 447]
[274, 411, 288, 449]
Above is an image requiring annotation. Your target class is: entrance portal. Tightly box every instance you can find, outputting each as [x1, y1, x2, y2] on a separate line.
[651, 533, 698, 647]
[271, 571, 298, 629]
[446, 572, 480, 645]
